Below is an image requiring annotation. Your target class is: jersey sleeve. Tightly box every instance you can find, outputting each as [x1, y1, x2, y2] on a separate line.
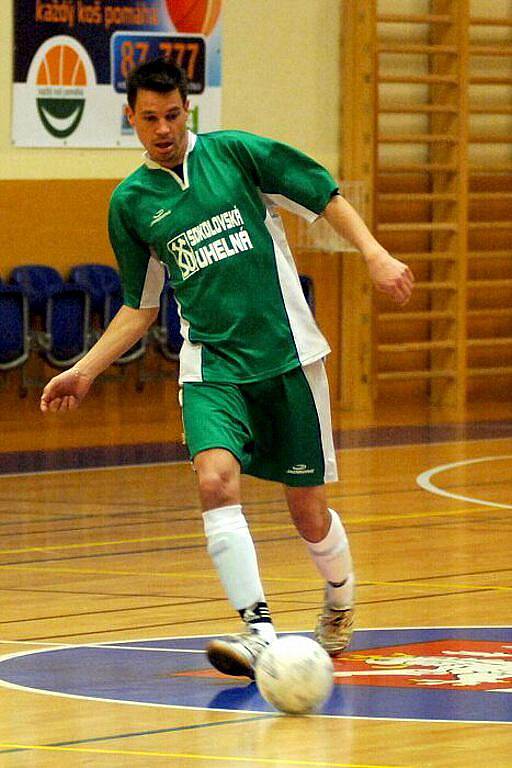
[227, 131, 339, 222]
[108, 190, 165, 309]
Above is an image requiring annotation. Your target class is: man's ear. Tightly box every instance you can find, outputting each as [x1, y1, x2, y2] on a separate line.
[125, 104, 135, 127]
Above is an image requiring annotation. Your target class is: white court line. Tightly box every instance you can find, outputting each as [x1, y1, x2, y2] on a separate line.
[1, 624, 510, 651]
[0, 641, 203, 655]
[1, 626, 512, 724]
[417, 454, 512, 510]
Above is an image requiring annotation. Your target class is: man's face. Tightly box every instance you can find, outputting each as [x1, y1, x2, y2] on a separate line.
[126, 88, 190, 168]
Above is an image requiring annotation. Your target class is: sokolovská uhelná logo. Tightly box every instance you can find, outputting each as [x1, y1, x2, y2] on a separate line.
[35, 41, 89, 139]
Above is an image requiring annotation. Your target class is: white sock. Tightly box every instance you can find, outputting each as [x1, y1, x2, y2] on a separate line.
[303, 508, 355, 610]
[203, 504, 276, 641]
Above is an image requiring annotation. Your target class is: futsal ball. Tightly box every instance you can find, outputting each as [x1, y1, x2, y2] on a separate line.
[255, 635, 334, 715]
[165, 0, 222, 35]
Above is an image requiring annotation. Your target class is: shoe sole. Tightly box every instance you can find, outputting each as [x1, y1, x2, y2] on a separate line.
[324, 645, 349, 657]
[206, 639, 255, 679]
[315, 632, 354, 657]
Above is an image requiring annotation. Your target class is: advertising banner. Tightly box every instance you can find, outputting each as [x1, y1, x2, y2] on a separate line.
[12, 0, 222, 147]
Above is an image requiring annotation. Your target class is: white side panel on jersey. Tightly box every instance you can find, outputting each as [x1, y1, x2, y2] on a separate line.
[263, 193, 319, 223]
[174, 297, 203, 383]
[178, 339, 203, 383]
[302, 360, 339, 483]
[139, 255, 166, 309]
[263, 209, 331, 366]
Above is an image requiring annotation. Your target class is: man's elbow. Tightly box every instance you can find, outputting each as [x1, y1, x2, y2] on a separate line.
[120, 303, 160, 328]
[322, 193, 341, 219]
[138, 305, 160, 328]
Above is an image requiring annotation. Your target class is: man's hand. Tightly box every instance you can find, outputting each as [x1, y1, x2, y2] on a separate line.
[366, 250, 415, 306]
[322, 196, 415, 305]
[40, 368, 93, 413]
[39, 304, 158, 413]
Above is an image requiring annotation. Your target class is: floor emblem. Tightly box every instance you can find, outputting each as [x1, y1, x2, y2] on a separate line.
[1, 627, 512, 722]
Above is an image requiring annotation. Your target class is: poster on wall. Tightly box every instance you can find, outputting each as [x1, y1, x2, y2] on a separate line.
[12, 0, 222, 147]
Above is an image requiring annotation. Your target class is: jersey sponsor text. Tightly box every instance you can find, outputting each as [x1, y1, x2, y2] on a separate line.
[167, 206, 253, 280]
[186, 206, 244, 246]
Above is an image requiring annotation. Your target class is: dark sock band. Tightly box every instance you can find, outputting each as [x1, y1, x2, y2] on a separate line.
[239, 601, 273, 625]
[328, 578, 348, 588]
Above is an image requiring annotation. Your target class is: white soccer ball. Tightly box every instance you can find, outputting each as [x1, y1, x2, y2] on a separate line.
[255, 635, 334, 715]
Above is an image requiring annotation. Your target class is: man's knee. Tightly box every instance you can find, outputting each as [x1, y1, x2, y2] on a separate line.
[194, 450, 241, 509]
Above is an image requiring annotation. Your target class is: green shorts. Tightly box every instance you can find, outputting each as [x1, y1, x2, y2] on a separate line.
[181, 360, 338, 486]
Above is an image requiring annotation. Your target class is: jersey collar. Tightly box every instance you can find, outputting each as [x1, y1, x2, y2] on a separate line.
[143, 130, 197, 190]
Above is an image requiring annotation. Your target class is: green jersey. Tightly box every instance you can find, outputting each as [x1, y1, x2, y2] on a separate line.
[108, 130, 337, 383]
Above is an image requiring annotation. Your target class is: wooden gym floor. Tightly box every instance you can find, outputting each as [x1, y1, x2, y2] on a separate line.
[0, 399, 511, 767]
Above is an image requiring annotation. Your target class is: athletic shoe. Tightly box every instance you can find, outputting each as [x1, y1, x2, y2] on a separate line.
[206, 629, 271, 679]
[314, 603, 355, 656]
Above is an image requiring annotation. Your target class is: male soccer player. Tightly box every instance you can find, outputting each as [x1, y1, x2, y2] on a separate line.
[41, 58, 414, 678]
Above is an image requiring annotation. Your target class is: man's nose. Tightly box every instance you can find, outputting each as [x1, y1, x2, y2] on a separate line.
[156, 120, 170, 134]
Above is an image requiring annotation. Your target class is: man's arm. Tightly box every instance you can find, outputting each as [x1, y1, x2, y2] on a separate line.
[323, 194, 414, 305]
[40, 304, 158, 413]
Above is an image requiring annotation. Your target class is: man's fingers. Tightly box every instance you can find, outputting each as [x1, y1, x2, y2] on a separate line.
[379, 279, 411, 304]
[396, 280, 413, 304]
[41, 388, 80, 413]
[401, 272, 413, 290]
[393, 290, 410, 305]
[402, 269, 415, 295]
[60, 396, 78, 411]
[389, 267, 415, 304]
[41, 387, 60, 413]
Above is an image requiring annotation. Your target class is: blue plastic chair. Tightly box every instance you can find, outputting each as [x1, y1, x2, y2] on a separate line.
[9, 265, 64, 316]
[69, 264, 121, 325]
[0, 285, 30, 396]
[40, 285, 91, 368]
[104, 287, 149, 366]
[153, 282, 183, 361]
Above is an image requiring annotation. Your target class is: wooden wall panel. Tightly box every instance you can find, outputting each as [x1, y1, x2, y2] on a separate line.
[0, 180, 118, 278]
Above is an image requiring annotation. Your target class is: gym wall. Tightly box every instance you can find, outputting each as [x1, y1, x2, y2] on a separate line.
[0, 1, 341, 275]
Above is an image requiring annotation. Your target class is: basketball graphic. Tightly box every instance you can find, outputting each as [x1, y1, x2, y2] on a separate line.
[36, 44, 87, 88]
[29, 37, 95, 140]
[165, 0, 222, 35]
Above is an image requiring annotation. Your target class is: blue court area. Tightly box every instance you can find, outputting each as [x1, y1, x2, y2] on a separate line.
[1, 628, 512, 723]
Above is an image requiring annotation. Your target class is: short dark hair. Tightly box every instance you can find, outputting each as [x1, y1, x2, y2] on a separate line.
[126, 57, 188, 109]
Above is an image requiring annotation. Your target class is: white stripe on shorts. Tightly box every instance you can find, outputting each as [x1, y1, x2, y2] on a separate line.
[302, 360, 339, 483]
